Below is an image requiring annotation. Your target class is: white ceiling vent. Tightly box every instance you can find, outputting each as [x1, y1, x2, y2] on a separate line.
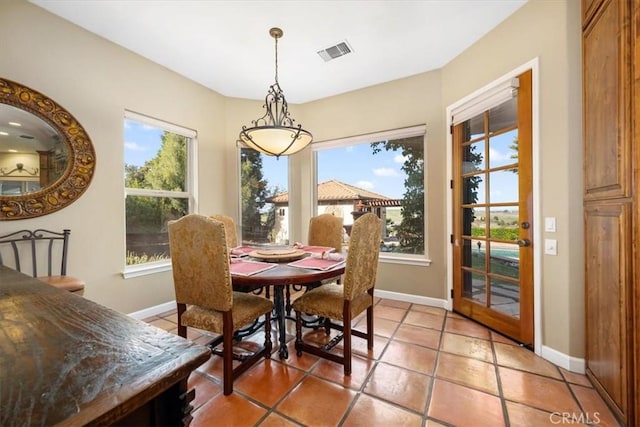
[317, 40, 352, 62]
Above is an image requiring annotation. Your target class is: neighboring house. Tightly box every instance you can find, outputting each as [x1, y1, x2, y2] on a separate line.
[267, 179, 402, 244]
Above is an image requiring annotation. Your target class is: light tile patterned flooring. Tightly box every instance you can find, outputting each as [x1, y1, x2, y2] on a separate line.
[144, 298, 620, 426]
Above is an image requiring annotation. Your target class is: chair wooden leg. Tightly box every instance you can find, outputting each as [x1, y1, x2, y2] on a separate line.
[366, 305, 374, 349]
[343, 301, 352, 376]
[177, 303, 187, 338]
[222, 311, 234, 395]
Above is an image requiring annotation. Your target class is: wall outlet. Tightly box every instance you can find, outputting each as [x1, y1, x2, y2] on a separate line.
[544, 238, 558, 255]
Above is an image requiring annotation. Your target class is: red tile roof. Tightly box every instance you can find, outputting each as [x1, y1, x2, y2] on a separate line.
[269, 179, 397, 204]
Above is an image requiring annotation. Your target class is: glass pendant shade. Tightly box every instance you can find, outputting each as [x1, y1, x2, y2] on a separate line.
[239, 28, 312, 158]
[240, 125, 313, 157]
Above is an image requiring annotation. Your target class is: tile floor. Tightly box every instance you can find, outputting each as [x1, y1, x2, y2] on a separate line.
[144, 298, 620, 426]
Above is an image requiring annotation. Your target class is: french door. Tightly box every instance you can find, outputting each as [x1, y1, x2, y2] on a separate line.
[452, 70, 533, 346]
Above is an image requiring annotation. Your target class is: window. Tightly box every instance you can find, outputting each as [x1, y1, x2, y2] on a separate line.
[240, 147, 288, 245]
[0, 181, 40, 195]
[124, 111, 196, 275]
[313, 126, 426, 258]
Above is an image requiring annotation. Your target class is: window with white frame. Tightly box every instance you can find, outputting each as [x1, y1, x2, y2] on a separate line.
[240, 147, 288, 245]
[124, 111, 196, 271]
[313, 126, 426, 257]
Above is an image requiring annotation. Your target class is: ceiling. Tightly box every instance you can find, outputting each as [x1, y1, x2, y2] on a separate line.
[30, 1, 527, 104]
[0, 104, 62, 154]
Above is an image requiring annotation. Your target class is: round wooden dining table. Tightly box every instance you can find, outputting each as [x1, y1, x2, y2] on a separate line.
[231, 262, 345, 358]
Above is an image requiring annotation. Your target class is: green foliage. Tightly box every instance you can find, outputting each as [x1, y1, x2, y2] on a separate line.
[507, 134, 519, 174]
[145, 133, 187, 192]
[125, 132, 188, 234]
[240, 149, 275, 243]
[490, 227, 519, 241]
[124, 164, 146, 188]
[470, 227, 518, 241]
[371, 136, 424, 254]
[126, 251, 169, 265]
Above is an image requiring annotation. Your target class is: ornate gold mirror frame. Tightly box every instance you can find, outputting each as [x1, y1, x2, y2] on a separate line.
[0, 78, 96, 220]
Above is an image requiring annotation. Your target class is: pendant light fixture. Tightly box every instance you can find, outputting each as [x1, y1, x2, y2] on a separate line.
[239, 27, 312, 158]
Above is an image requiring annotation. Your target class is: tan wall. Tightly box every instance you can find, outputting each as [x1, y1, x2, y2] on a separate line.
[0, 0, 228, 313]
[441, 0, 583, 358]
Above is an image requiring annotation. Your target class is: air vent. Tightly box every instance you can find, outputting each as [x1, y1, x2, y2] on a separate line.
[317, 40, 352, 62]
[19, 135, 34, 139]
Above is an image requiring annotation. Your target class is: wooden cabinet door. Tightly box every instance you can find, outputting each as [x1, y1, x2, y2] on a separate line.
[583, 0, 632, 202]
[584, 202, 631, 423]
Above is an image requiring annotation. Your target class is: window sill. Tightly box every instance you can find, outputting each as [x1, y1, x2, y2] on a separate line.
[378, 254, 431, 267]
[122, 260, 172, 279]
[121, 254, 430, 278]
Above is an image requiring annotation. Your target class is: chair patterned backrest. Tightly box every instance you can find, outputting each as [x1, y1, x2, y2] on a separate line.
[169, 214, 233, 312]
[210, 214, 238, 248]
[0, 229, 71, 277]
[343, 213, 382, 301]
[308, 213, 344, 253]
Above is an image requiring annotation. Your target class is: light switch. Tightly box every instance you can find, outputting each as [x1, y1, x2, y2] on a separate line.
[544, 217, 556, 233]
[544, 239, 557, 255]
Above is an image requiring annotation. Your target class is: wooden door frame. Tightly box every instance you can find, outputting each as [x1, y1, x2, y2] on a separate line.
[445, 58, 542, 355]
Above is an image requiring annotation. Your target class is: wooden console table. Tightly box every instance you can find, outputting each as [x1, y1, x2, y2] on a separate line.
[0, 265, 210, 426]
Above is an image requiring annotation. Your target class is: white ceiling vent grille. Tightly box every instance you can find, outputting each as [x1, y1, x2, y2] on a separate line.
[317, 41, 352, 62]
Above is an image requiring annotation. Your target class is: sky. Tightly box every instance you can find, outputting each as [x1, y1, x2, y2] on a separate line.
[124, 120, 519, 205]
[264, 142, 411, 199]
[124, 120, 162, 167]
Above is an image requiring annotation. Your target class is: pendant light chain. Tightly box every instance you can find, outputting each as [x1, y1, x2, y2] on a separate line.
[274, 34, 279, 85]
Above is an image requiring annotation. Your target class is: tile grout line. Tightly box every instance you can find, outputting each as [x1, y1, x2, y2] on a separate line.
[490, 330, 512, 426]
[422, 307, 453, 426]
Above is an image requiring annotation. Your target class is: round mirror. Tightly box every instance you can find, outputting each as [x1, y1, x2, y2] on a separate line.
[0, 78, 95, 220]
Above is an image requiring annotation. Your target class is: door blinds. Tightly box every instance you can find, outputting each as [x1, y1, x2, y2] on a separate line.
[450, 77, 519, 125]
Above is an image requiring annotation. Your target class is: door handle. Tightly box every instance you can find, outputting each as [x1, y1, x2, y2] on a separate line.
[517, 239, 531, 247]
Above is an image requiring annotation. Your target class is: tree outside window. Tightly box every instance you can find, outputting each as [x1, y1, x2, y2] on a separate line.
[240, 148, 286, 245]
[124, 113, 194, 267]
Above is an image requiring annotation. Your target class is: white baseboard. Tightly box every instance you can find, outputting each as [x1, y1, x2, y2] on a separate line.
[541, 345, 586, 374]
[128, 300, 176, 320]
[374, 289, 448, 309]
[130, 293, 586, 375]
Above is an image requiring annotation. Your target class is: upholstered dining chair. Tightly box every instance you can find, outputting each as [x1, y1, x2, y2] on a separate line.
[211, 213, 267, 296]
[168, 214, 273, 395]
[308, 213, 344, 253]
[286, 213, 345, 314]
[209, 214, 238, 249]
[0, 229, 85, 294]
[292, 212, 382, 375]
